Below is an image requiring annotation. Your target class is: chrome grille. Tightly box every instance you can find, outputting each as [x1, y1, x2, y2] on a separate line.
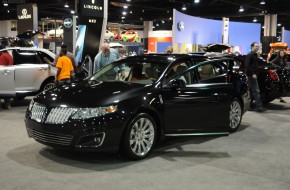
[45, 108, 77, 124]
[31, 103, 47, 123]
[27, 128, 73, 146]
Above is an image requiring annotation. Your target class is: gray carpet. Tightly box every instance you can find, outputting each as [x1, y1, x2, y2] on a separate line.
[0, 97, 290, 190]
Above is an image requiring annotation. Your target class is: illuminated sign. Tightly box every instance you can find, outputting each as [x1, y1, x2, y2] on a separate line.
[177, 22, 185, 31]
[64, 18, 73, 28]
[80, 0, 104, 17]
[18, 8, 31, 19]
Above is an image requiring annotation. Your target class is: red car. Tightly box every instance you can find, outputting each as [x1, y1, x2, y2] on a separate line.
[114, 30, 139, 42]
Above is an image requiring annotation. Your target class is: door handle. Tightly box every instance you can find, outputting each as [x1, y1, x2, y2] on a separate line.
[2, 70, 11, 75]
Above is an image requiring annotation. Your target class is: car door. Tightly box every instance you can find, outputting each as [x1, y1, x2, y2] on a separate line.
[13, 50, 49, 92]
[0, 50, 15, 96]
[161, 60, 233, 135]
[0, 65, 15, 97]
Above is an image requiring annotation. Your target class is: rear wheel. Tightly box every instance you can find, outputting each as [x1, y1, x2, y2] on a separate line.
[121, 113, 156, 160]
[229, 98, 242, 132]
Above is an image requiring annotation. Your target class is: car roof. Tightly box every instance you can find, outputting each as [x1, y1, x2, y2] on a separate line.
[123, 53, 208, 64]
[0, 47, 55, 58]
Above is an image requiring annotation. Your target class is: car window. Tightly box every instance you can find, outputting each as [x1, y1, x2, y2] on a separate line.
[91, 61, 167, 85]
[37, 51, 54, 63]
[165, 61, 192, 85]
[197, 61, 228, 83]
[13, 50, 42, 65]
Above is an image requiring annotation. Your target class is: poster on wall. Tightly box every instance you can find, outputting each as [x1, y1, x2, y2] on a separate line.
[75, 25, 87, 63]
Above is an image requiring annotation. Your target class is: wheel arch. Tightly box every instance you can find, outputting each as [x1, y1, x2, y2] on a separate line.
[39, 76, 55, 92]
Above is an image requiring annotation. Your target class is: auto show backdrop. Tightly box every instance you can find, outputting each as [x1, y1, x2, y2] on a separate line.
[77, 0, 107, 64]
[283, 29, 290, 46]
[148, 30, 172, 53]
[173, 9, 261, 55]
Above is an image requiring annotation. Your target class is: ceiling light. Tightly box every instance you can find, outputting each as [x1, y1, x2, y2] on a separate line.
[182, 5, 187, 11]
[260, 0, 265, 5]
[64, 3, 69, 8]
[4, 3, 8, 6]
[123, 6, 128, 9]
[126, 0, 131, 1]
[239, 6, 244, 12]
[122, 11, 127, 15]
[277, 23, 281, 27]
[70, 10, 75, 14]
[130, 11, 132, 14]
[7, 10, 10, 13]
[253, 17, 257, 22]
[156, 23, 159, 27]
[121, 17, 125, 19]
[194, 0, 200, 3]
[162, 20, 165, 24]
[169, 17, 172, 20]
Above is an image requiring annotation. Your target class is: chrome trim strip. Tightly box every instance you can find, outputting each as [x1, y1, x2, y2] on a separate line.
[165, 132, 229, 137]
[27, 128, 73, 146]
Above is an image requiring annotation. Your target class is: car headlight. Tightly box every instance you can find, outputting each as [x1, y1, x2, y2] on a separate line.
[28, 99, 34, 111]
[71, 105, 117, 120]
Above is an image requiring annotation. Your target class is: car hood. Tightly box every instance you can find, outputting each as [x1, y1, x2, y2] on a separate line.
[203, 43, 231, 52]
[35, 80, 150, 108]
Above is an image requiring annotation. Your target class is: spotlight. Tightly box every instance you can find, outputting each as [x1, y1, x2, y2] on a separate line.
[64, 3, 69, 8]
[277, 23, 281, 27]
[239, 6, 244, 12]
[123, 6, 128, 9]
[260, 0, 265, 5]
[122, 11, 127, 15]
[253, 17, 257, 22]
[70, 10, 75, 14]
[194, 0, 200, 3]
[4, 3, 8, 6]
[182, 5, 187, 11]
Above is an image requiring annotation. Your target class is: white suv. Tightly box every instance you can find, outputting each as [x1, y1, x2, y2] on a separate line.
[0, 47, 56, 100]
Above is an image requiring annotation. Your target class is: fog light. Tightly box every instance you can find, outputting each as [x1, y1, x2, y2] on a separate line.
[76, 133, 105, 148]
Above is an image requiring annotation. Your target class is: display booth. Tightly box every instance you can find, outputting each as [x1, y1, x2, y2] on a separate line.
[173, 9, 261, 55]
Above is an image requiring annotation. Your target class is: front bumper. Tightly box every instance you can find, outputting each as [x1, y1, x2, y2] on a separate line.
[24, 114, 126, 151]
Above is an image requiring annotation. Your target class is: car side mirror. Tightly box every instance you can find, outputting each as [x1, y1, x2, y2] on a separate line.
[168, 79, 186, 89]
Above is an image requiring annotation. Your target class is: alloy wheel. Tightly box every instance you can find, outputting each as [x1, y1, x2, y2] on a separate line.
[229, 99, 242, 132]
[129, 117, 155, 157]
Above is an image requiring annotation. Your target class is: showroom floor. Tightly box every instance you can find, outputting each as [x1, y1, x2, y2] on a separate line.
[0, 97, 290, 190]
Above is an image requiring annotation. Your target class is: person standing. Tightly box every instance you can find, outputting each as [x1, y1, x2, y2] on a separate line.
[93, 43, 125, 79]
[44, 44, 77, 69]
[55, 49, 74, 84]
[270, 50, 288, 103]
[0, 45, 14, 109]
[245, 42, 266, 112]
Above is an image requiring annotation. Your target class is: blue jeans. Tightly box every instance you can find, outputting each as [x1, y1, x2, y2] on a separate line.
[248, 76, 263, 109]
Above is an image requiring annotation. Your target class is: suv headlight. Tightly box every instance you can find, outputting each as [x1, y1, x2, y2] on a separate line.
[71, 105, 117, 120]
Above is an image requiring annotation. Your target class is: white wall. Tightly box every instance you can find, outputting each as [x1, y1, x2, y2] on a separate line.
[0, 20, 18, 37]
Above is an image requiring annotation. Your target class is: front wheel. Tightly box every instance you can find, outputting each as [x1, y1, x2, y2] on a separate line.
[41, 80, 56, 92]
[121, 113, 156, 160]
[229, 98, 242, 132]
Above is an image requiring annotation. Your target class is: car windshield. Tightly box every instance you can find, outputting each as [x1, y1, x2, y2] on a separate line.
[90, 60, 168, 84]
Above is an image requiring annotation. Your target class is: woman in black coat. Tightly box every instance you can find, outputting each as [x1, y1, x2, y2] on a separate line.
[270, 50, 288, 103]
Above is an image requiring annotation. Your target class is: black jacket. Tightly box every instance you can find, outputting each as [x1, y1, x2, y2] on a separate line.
[245, 51, 259, 76]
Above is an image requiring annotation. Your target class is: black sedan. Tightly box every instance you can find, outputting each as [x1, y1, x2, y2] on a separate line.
[208, 53, 288, 103]
[25, 54, 250, 160]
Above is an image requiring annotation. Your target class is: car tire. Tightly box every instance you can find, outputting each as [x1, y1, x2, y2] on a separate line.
[41, 80, 56, 92]
[121, 113, 156, 160]
[229, 98, 242, 132]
